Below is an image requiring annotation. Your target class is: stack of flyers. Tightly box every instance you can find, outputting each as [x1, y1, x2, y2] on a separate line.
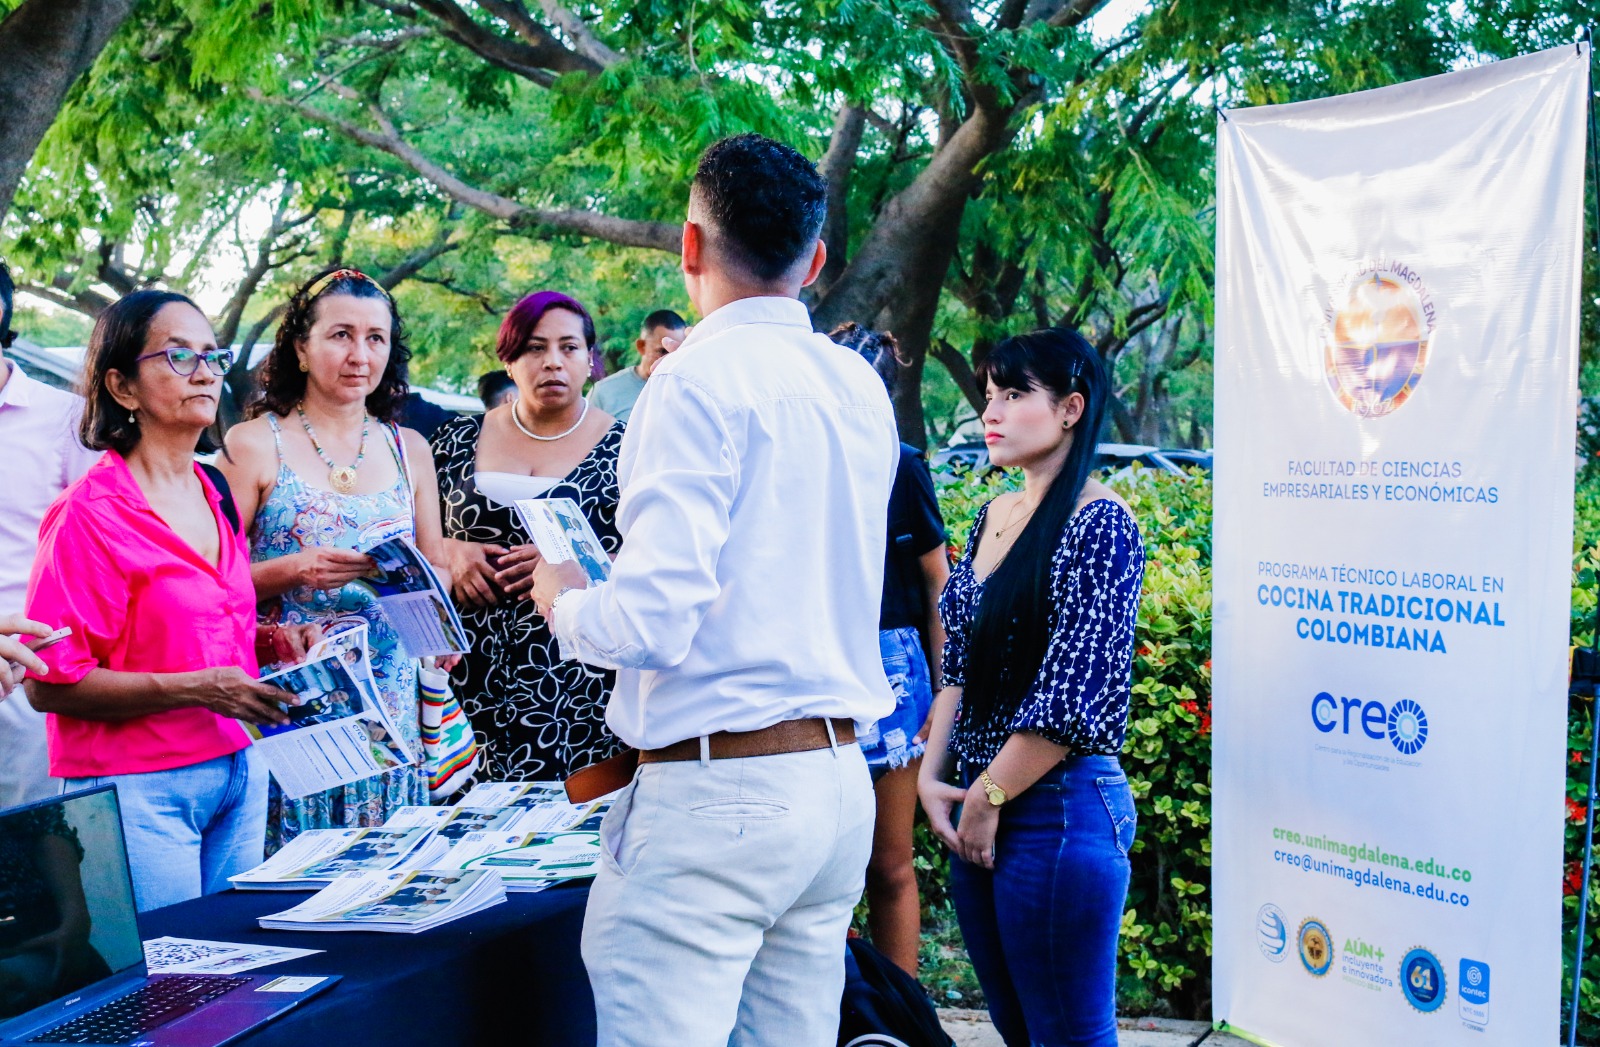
[384, 800, 602, 839]
[439, 830, 604, 890]
[259, 869, 506, 934]
[452, 781, 569, 807]
[229, 827, 450, 891]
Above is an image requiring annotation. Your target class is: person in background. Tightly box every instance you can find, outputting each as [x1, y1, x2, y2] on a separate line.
[220, 267, 452, 849]
[0, 260, 101, 805]
[432, 292, 625, 781]
[398, 390, 456, 441]
[918, 329, 1145, 1047]
[531, 133, 898, 1047]
[586, 309, 686, 424]
[476, 370, 516, 411]
[827, 322, 949, 976]
[25, 291, 320, 911]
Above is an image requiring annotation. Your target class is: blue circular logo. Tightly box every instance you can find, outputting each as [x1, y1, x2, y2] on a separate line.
[1387, 699, 1429, 755]
[1298, 919, 1333, 977]
[1400, 947, 1447, 1012]
[1256, 904, 1288, 963]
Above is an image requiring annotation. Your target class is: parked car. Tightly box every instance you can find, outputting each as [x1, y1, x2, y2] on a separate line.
[931, 437, 1211, 480]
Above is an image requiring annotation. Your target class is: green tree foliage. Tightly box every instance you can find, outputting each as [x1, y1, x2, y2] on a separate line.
[9, 2, 1600, 443]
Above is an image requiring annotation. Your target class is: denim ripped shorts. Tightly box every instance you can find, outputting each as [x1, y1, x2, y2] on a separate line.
[859, 626, 936, 781]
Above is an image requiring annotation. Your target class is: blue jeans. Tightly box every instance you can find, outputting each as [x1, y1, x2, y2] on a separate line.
[949, 755, 1135, 1047]
[860, 627, 935, 780]
[64, 747, 267, 912]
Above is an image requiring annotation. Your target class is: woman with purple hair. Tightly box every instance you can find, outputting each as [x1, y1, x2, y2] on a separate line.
[430, 291, 627, 782]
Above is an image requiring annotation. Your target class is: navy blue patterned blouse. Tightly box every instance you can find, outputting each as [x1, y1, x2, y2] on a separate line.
[940, 498, 1145, 766]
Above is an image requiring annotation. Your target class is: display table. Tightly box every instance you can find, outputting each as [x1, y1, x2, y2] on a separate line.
[137, 883, 596, 1046]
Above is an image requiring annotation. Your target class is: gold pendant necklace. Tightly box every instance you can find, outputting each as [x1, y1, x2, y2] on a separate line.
[298, 405, 369, 495]
[993, 495, 1038, 541]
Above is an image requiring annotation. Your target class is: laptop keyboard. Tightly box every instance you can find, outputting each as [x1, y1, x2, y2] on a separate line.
[27, 975, 251, 1044]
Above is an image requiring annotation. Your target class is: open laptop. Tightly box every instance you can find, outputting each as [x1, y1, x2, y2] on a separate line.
[0, 785, 337, 1046]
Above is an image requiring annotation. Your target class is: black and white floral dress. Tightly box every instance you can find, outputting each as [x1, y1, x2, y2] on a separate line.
[430, 414, 627, 782]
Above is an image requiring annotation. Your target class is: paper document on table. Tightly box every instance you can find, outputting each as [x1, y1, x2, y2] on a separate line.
[358, 537, 468, 656]
[230, 826, 449, 890]
[512, 498, 611, 585]
[258, 869, 506, 933]
[249, 626, 413, 799]
[441, 829, 604, 888]
[143, 937, 323, 975]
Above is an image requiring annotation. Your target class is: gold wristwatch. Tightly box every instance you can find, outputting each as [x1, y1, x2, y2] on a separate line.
[978, 769, 1007, 807]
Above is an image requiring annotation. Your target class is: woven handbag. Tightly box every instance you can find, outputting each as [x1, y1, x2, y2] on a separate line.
[419, 664, 479, 801]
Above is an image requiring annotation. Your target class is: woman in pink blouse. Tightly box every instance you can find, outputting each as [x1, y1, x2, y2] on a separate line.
[25, 291, 318, 912]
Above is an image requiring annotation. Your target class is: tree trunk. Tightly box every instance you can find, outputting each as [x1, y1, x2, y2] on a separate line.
[0, 0, 138, 222]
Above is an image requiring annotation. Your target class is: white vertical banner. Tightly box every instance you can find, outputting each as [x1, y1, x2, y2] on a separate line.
[1212, 45, 1588, 1046]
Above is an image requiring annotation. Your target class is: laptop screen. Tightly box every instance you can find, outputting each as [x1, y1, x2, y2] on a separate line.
[0, 787, 144, 1022]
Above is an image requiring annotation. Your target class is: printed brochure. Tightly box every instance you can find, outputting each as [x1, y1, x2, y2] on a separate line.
[249, 625, 414, 799]
[258, 869, 506, 934]
[440, 829, 604, 890]
[358, 537, 469, 656]
[229, 827, 449, 890]
[511, 498, 612, 585]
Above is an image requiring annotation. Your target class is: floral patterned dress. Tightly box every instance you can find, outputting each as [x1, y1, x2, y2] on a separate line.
[252, 414, 426, 851]
[430, 414, 626, 782]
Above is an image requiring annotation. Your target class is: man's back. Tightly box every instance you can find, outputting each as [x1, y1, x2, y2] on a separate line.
[566, 296, 899, 748]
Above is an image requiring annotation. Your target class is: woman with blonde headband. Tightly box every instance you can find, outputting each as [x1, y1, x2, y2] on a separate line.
[221, 267, 453, 848]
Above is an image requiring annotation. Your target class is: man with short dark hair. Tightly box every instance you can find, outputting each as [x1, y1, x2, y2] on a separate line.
[0, 261, 99, 803]
[588, 308, 687, 424]
[531, 134, 898, 1045]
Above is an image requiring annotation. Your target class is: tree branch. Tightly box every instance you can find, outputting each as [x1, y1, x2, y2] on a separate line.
[252, 86, 680, 253]
[930, 338, 985, 414]
[376, 224, 460, 289]
[531, 0, 621, 68]
[815, 105, 866, 297]
[373, 0, 602, 83]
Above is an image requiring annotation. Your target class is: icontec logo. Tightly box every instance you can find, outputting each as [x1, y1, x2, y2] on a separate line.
[1311, 692, 1429, 755]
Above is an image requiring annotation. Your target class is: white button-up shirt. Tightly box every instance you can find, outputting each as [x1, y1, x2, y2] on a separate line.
[0, 361, 100, 614]
[553, 296, 899, 749]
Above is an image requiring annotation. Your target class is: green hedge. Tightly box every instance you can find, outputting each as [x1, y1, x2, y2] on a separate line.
[926, 466, 1598, 1037]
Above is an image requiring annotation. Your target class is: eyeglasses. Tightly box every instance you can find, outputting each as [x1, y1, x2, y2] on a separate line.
[134, 346, 236, 377]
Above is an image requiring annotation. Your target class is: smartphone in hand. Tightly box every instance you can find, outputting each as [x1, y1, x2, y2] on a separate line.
[6, 626, 71, 677]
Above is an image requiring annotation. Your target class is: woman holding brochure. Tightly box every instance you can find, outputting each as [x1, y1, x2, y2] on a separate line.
[430, 291, 626, 782]
[25, 290, 320, 911]
[220, 267, 453, 850]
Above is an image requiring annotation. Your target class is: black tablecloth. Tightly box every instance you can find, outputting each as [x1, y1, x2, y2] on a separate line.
[137, 884, 596, 1046]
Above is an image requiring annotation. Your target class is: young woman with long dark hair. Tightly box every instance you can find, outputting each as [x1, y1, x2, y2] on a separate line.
[918, 328, 1145, 1047]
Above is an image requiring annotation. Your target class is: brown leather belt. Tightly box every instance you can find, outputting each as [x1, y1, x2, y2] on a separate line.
[639, 717, 857, 764]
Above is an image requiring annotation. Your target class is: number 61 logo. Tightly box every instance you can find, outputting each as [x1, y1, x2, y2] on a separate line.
[1400, 948, 1447, 1013]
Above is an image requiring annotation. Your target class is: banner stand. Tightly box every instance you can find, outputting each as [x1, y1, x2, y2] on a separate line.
[1212, 41, 1587, 1046]
[1571, 29, 1600, 1047]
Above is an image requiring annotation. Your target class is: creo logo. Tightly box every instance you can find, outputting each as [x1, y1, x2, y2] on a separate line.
[1311, 692, 1428, 755]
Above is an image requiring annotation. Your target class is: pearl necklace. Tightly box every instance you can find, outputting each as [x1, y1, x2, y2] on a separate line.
[511, 397, 588, 442]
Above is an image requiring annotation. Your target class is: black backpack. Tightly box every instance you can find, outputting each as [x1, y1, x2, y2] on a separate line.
[838, 937, 956, 1047]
